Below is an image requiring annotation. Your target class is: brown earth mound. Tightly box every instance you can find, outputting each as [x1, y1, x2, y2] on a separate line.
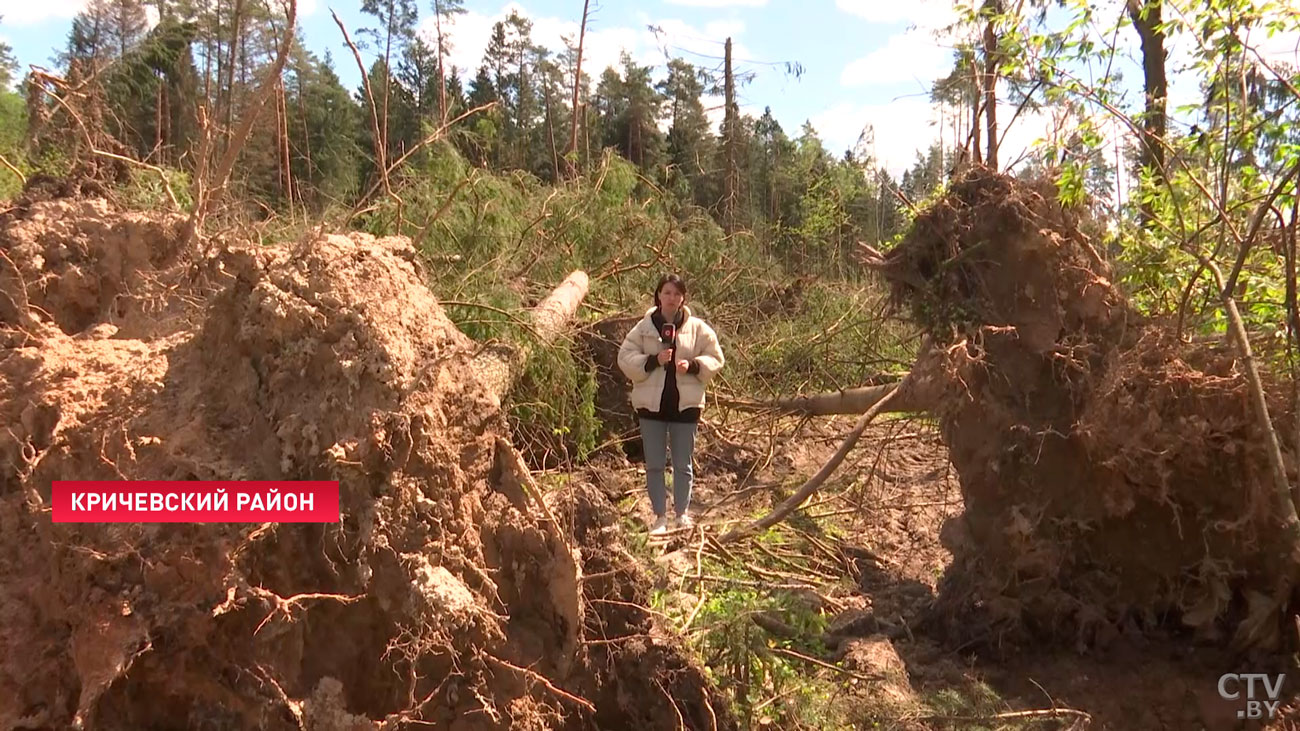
[871, 169, 1299, 652]
[0, 197, 734, 729]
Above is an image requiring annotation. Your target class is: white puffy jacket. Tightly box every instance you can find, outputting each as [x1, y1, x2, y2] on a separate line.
[616, 306, 725, 412]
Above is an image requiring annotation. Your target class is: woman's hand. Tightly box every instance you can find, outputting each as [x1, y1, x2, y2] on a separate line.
[675, 359, 689, 374]
[657, 349, 674, 365]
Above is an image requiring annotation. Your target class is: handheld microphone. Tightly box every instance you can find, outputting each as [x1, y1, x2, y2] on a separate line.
[660, 323, 676, 343]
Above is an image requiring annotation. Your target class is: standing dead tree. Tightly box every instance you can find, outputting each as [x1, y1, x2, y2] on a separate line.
[564, 0, 591, 179]
[331, 9, 389, 198]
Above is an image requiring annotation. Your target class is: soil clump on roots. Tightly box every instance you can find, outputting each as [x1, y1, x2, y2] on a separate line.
[0, 194, 733, 730]
[870, 168, 1300, 653]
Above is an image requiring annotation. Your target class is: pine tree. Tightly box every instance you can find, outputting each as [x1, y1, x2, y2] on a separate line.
[659, 58, 714, 207]
[0, 21, 16, 89]
[359, 0, 418, 166]
[429, 0, 465, 124]
[291, 50, 361, 204]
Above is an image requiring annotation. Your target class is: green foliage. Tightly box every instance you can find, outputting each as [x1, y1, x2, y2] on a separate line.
[651, 544, 847, 730]
[120, 167, 193, 211]
[0, 86, 26, 200]
[737, 280, 911, 397]
[346, 141, 911, 465]
[509, 343, 601, 467]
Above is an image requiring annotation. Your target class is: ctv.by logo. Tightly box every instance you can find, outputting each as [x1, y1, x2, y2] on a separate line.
[1217, 673, 1285, 720]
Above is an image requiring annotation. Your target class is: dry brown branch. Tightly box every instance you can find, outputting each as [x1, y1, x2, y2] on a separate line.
[0, 153, 25, 186]
[327, 102, 495, 238]
[27, 71, 179, 209]
[330, 8, 387, 196]
[182, 0, 297, 249]
[719, 381, 904, 544]
[483, 654, 595, 713]
[689, 574, 818, 591]
[719, 380, 924, 416]
[914, 707, 1092, 727]
[770, 647, 883, 684]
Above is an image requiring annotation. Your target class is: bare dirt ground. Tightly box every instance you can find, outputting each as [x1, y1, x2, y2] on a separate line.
[9, 178, 1300, 731]
[589, 409, 1300, 730]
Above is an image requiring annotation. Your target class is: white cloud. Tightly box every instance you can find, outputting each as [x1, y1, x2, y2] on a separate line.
[811, 97, 941, 175]
[841, 30, 954, 88]
[834, 0, 966, 31]
[809, 92, 1130, 181]
[422, 3, 750, 97]
[1, 0, 89, 25]
[664, 0, 766, 6]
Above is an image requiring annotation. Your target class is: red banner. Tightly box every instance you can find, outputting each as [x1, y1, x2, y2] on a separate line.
[51, 481, 340, 523]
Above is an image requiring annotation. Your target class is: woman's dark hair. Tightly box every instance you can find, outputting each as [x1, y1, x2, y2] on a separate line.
[653, 273, 688, 309]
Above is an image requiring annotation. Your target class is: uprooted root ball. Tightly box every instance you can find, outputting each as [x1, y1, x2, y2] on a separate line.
[872, 169, 1299, 652]
[0, 196, 734, 730]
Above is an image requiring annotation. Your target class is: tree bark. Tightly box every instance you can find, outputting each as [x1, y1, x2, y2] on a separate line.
[723, 37, 738, 234]
[224, 0, 245, 134]
[982, 0, 1000, 169]
[1126, 0, 1167, 227]
[472, 271, 590, 401]
[381, 4, 395, 166]
[564, 0, 590, 178]
[545, 79, 560, 181]
[435, 8, 448, 125]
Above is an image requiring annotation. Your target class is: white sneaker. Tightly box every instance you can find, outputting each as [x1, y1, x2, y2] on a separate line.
[649, 515, 669, 535]
[674, 512, 693, 530]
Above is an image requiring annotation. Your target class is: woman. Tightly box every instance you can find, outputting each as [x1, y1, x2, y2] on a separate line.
[617, 274, 725, 534]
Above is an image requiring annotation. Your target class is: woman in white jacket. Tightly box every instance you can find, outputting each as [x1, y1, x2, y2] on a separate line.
[617, 274, 725, 534]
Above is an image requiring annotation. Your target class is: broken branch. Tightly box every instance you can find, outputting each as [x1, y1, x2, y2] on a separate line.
[719, 381, 904, 544]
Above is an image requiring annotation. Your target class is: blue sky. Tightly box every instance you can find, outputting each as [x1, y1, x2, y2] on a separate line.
[3, 0, 1298, 178]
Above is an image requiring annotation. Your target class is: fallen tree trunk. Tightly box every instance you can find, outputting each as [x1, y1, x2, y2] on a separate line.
[721, 380, 923, 416]
[472, 270, 590, 401]
[865, 168, 1300, 652]
[718, 381, 904, 544]
[720, 345, 947, 417]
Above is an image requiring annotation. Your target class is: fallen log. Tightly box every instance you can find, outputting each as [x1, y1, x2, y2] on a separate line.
[718, 345, 946, 417]
[719, 381, 921, 416]
[717, 379, 906, 544]
[472, 270, 590, 401]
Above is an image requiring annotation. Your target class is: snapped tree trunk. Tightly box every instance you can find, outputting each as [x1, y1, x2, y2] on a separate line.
[723, 37, 738, 234]
[565, 0, 590, 178]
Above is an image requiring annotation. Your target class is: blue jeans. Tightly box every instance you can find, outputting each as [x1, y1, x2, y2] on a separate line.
[640, 418, 698, 517]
